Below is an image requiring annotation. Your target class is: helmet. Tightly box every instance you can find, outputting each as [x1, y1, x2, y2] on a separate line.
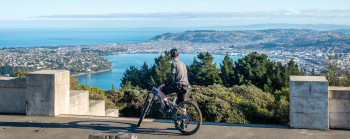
[170, 48, 179, 57]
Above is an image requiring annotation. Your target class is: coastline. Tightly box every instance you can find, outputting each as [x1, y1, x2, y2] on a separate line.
[72, 67, 114, 77]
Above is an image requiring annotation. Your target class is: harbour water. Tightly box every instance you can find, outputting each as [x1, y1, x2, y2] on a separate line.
[75, 53, 242, 90]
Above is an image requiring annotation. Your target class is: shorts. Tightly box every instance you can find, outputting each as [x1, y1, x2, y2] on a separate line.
[161, 84, 188, 105]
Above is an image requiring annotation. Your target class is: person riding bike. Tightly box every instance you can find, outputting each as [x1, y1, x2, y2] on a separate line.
[138, 50, 200, 133]
[157, 48, 191, 114]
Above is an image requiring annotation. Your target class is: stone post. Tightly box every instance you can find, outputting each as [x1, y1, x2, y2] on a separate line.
[26, 70, 70, 116]
[289, 76, 329, 129]
[328, 86, 350, 129]
[0, 77, 26, 114]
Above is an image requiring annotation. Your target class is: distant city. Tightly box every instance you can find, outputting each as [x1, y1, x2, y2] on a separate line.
[0, 29, 349, 76]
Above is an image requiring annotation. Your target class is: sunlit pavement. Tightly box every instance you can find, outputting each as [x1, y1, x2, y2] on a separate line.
[0, 114, 349, 139]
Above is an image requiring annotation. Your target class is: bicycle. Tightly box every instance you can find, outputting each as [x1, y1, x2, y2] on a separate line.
[137, 83, 202, 135]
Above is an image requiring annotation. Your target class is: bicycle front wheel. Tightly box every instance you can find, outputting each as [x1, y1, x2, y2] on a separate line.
[137, 93, 152, 127]
[173, 101, 202, 135]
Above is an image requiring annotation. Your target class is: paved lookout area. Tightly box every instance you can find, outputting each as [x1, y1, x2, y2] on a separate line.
[0, 115, 349, 139]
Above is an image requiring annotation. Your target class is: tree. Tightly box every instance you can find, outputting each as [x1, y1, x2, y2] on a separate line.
[1, 66, 35, 76]
[139, 62, 155, 90]
[310, 69, 318, 76]
[233, 52, 306, 93]
[286, 59, 305, 76]
[233, 52, 271, 91]
[344, 54, 350, 86]
[13, 70, 27, 78]
[154, 51, 171, 85]
[120, 66, 141, 88]
[70, 75, 81, 90]
[219, 53, 235, 87]
[188, 52, 222, 86]
[321, 53, 350, 86]
[188, 57, 201, 85]
[120, 51, 171, 89]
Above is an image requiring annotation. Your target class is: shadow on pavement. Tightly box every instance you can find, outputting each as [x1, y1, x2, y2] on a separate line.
[152, 119, 289, 129]
[202, 122, 289, 129]
[0, 120, 183, 136]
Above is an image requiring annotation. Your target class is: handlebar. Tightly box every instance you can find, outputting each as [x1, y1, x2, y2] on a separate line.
[147, 80, 158, 88]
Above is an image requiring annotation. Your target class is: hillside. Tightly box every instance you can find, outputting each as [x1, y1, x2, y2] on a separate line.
[150, 29, 350, 52]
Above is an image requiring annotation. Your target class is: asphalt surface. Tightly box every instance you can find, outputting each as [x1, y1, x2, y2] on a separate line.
[0, 114, 349, 139]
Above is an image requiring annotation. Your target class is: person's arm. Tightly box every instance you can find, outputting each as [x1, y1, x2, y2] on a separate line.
[165, 63, 176, 85]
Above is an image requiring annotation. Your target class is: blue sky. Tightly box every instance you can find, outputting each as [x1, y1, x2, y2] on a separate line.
[1, 0, 350, 28]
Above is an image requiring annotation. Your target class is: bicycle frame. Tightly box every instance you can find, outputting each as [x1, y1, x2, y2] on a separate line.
[149, 87, 187, 120]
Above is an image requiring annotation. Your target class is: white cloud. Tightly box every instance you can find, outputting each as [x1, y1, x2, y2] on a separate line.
[33, 9, 350, 20]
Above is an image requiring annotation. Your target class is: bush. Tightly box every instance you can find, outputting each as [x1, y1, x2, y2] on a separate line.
[89, 90, 116, 110]
[111, 84, 289, 125]
[199, 97, 247, 123]
[118, 89, 147, 117]
[230, 85, 275, 110]
[274, 99, 289, 124]
[238, 101, 274, 124]
[191, 84, 279, 124]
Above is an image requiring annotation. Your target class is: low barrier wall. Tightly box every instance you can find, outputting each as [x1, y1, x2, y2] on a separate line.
[0, 70, 116, 118]
[0, 77, 26, 114]
[328, 86, 350, 129]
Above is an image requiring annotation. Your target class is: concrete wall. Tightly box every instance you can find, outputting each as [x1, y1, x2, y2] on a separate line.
[289, 76, 329, 129]
[328, 86, 350, 129]
[26, 70, 70, 116]
[0, 77, 26, 114]
[0, 70, 108, 117]
[89, 100, 105, 116]
[69, 90, 89, 115]
[106, 109, 119, 117]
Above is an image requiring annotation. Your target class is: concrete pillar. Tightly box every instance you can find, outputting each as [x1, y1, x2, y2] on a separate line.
[289, 76, 329, 129]
[89, 100, 105, 116]
[328, 86, 350, 129]
[0, 77, 26, 114]
[26, 70, 70, 116]
[69, 90, 89, 115]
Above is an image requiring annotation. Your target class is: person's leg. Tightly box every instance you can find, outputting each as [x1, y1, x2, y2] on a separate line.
[157, 84, 167, 102]
[176, 90, 188, 105]
[176, 91, 188, 128]
[158, 85, 177, 108]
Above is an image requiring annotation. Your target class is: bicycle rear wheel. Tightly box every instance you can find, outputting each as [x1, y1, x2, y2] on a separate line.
[173, 101, 202, 135]
[137, 93, 152, 127]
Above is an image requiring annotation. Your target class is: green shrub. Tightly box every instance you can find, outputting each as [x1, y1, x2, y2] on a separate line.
[274, 98, 289, 124]
[105, 84, 289, 125]
[230, 85, 275, 109]
[199, 97, 247, 123]
[118, 89, 147, 117]
[238, 101, 274, 124]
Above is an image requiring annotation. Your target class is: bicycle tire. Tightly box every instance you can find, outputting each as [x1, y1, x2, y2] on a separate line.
[137, 93, 152, 127]
[173, 101, 202, 135]
[146, 96, 154, 115]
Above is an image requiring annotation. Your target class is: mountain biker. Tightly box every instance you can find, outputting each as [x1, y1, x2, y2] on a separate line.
[157, 48, 191, 114]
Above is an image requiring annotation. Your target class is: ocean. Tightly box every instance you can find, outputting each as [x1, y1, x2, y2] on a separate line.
[0, 28, 184, 48]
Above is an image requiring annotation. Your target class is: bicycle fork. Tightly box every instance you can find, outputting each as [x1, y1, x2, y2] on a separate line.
[153, 89, 167, 108]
